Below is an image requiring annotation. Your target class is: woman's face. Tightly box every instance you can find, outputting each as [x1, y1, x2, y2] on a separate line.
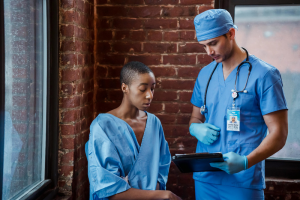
[123, 72, 156, 111]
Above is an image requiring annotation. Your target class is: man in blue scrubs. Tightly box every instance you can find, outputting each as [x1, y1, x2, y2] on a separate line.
[189, 9, 288, 199]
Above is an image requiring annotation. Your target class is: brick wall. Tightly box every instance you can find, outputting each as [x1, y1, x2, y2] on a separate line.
[94, 1, 213, 200]
[58, 0, 94, 199]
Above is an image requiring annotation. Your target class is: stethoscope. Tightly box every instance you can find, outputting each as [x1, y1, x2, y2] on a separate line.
[200, 47, 252, 114]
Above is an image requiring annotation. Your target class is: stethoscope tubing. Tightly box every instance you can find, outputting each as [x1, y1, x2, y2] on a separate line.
[201, 47, 252, 114]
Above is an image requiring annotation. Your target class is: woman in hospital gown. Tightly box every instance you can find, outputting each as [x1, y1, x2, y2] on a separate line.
[85, 61, 181, 200]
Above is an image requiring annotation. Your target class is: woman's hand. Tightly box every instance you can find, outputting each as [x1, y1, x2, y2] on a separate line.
[164, 190, 182, 200]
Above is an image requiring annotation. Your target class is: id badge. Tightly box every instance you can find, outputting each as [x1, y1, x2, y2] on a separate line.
[227, 107, 240, 131]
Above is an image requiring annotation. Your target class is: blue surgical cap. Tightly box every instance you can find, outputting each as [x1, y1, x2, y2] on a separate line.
[194, 9, 237, 42]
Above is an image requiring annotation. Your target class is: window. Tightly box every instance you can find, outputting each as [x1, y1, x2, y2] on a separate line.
[216, 0, 300, 178]
[0, 0, 58, 199]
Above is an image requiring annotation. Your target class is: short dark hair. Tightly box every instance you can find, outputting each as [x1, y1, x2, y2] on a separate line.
[120, 61, 153, 85]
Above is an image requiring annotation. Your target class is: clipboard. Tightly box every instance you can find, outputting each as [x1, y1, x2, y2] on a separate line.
[172, 152, 224, 173]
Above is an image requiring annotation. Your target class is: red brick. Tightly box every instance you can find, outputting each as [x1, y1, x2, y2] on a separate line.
[156, 114, 176, 124]
[130, 31, 146, 41]
[163, 125, 189, 137]
[163, 55, 196, 65]
[144, 43, 176, 53]
[96, 0, 107, 4]
[60, 54, 77, 66]
[61, 109, 81, 123]
[61, 68, 82, 82]
[177, 114, 190, 124]
[145, 19, 177, 29]
[13, 96, 27, 107]
[97, 30, 113, 40]
[148, 31, 162, 41]
[178, 42, 205, 53]
[165, 103, 179, 113]
[96, 6, 127, 16]
[180, 0, 212, 4]
[178, 173, 194, 186]
[96, 55, 125, 65]
[14, 124, 27, 134]
[115, 31, 130, 40]
[128, 6, 161, 18]
[60, 96, 81, 108]
[178, 67, 201, 78]
[107, 90, 123, 100]
[153, 90, 177, 101]
[60, 152, 75, 164]
[96, 19, 111, 29]
[147, 103, 163, 113]
[179, 91, 193, 101]
[162, 6, 196, 17]
[180, 103, 193, 113]
[13, 68, 27, 79]
[145, 0, 179, 4]
[113, 42, 142, 53]
[180, 31, 195, 40]
[113, 19, 144, 29]
[12, 54, 28, 66]
[197, 54, 212, 64]
[161, 79, 194, 90]
[179, 18, 194, 29]
[61, 10, 75, 23]
[198, 5, 214, 14]
[12, 82, 28, 94]
[61, 137, 75, 150]
[97, 78, 120, 89]
[95, 66, 108, 78]
[95, 89, 108, 101]
[164, 31, 179, 41]
[82, 91, 93, 105]
[75, 27, 93, 40]
[12, 110, 27, 121]
[110, 0, 143, 4]
[61, 123, 81, 136]
[150, 67, 176, 77]
[128, 55, 161, 65]
[59, 165, 74, 177]
[107, 66, 122, 77]
[95, 102, 121, 113]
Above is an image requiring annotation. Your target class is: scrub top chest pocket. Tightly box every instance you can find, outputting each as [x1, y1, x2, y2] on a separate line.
[239, 93, 255, 121]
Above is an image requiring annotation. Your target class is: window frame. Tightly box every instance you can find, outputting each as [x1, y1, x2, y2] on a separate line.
[0, 0, 59, 199]
[215, 0, 300, 179]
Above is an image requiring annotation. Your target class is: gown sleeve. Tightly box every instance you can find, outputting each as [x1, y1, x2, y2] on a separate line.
[86, 120, 131, 200]
[157, 124, 171, 190]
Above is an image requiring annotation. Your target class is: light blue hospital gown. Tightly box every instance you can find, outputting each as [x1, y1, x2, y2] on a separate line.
[85, 112, 171, 200]
[191, 55, 287, 190]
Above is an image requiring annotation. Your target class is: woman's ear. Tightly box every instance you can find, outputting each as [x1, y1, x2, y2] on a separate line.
[121, 83, 128, 94]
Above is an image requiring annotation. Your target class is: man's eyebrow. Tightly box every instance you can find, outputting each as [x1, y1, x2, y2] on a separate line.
[207, 39, 217, 46]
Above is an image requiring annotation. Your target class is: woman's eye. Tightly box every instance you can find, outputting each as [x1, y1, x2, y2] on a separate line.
[140, 89, 146, 92]
[151, 88, 154, 91]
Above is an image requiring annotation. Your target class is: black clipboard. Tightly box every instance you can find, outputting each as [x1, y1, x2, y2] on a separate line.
[172, 152, 224, 173]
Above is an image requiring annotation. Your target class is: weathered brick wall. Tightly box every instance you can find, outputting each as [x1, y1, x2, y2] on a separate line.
[94, 1, 213, 200]
[58, 0, 94, 199]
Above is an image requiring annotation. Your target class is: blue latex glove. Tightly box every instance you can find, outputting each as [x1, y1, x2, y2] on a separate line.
[189, 123, 220, 145]
[210, 152, 248, 174]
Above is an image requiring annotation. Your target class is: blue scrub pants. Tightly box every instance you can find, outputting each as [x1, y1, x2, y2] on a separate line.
[195, 180, 264, 200]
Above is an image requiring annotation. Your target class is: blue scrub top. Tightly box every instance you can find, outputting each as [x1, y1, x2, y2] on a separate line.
[191, 55, 287, 190]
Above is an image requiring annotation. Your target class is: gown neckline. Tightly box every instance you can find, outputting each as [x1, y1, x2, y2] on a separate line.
[104, 111, 149, 149]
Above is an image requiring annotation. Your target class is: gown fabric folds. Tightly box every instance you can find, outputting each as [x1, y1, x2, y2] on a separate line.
[85, 112, 171, 200]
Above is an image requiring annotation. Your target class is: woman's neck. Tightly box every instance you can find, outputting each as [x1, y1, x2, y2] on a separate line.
[112, 98, 143, 120]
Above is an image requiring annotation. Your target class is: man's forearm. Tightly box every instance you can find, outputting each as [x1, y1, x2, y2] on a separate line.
[189, 116, 204, 127]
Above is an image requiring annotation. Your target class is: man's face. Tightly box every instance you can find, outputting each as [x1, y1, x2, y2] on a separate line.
[198, 33, 232, 63]
[232, 117, 236, 122]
